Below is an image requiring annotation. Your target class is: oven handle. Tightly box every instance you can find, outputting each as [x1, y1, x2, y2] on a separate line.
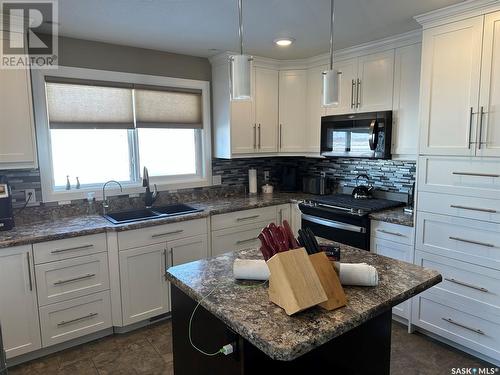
[302, 214, 366, 233]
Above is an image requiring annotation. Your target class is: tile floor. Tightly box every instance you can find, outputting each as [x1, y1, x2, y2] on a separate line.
[9, 320, 492, 375]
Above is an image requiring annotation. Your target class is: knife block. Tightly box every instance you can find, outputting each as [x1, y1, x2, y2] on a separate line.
[267, 248, 327, 315]
[309, 252, 347, 311]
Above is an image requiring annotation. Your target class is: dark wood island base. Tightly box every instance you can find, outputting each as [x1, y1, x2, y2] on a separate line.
[172, 285, 392, 375]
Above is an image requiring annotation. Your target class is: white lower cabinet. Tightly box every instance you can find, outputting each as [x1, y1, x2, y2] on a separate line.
[371, 220, 415, 320]
[169, 234, 209, 267]
[0, 245, 41, 359]
[211, 221, 268, 257]
[276, 204, 291, 226]
[290, 202, 302, 236]
[39, 291, 112, 347]
[119, 243, 170, 325]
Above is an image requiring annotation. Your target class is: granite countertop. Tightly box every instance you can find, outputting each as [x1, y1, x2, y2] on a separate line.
[0, 193, 312, 248]
[166, 241, 441, 361]
[369, 207, 414, 227]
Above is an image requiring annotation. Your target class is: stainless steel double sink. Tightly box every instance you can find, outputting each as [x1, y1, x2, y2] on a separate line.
[103, 203, 203, 224]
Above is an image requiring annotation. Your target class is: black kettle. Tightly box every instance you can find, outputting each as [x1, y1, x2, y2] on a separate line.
[352, 174, 374, 199]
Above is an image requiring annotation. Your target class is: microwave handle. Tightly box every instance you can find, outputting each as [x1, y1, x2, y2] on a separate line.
[368, 119, 378, 150]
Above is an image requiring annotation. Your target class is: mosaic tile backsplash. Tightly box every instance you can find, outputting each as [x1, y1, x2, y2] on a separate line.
[0, 156, 415, 211]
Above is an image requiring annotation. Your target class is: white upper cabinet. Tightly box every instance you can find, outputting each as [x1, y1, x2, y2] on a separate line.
[478, 11, 500, 157]
[305, 65, 327, 153]
[279, 70, 308, 153]
[230, 99, 255, 154]
[324, 58, 358, 115]
[419, 16, 484, 156]
[324, 50, 394, 116]
[357, 50, 395, 112]
[392, 43, 422, 158]
[254, 67, 279, 153]
[0, 245, 41, 358]
[0, 33, 37, 169]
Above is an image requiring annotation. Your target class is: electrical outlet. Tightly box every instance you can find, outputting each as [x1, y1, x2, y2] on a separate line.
[24, 189, 36, 204]
[263, 171, 270, 182]
[212, 175, 222, 185]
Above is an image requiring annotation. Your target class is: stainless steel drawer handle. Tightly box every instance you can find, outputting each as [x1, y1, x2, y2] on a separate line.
[26, 252, 33, 291]
[57, 312, 98, 327]
[442, 317, 484, 335]
[236, 237, 259, 245]
[51, 244, 94, 254]
[449, 236, 495, 248]
[376, 229, 405, 237]
[450, 205, 497, 214]
[53, 273, 96, 286]
[236, 215, 260, 222]
[152, 229, 184, 238]
[444, 278, 489, 293]
[452, 172, 500, 178]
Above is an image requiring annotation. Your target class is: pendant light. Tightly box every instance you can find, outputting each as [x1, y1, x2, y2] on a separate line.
[230, 0, 252, 100]
[322, 0, 340, 106]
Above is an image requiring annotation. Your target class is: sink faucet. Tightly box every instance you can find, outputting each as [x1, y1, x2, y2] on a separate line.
[142, 167, 158, 208]
[102, 180, 123, 215]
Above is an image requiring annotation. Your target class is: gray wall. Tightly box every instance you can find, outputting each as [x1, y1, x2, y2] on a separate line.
[58, 36, 211, 81]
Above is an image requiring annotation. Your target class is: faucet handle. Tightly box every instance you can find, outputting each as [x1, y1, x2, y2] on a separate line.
[152, 184, 159, 201]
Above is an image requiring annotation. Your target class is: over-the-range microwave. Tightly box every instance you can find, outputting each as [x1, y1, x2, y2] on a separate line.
[320, 110, 392, 159]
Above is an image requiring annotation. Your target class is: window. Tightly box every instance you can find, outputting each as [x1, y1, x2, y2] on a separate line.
[32, 67, 211, 202]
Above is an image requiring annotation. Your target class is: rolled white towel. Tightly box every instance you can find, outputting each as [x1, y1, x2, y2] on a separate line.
[338, 263, 378, 286]
[233, 259, 270, 280]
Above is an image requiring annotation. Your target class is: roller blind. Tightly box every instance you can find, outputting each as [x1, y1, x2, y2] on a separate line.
[134, 86, 203, 129]
[45, 79, 134, 129]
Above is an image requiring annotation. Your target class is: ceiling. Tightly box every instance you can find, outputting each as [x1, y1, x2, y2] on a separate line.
[57, 0, 465, 60]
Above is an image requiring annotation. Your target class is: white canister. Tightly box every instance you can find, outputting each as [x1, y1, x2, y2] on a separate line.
[262, 184, 274, 195]
[248, 169, 257, 194]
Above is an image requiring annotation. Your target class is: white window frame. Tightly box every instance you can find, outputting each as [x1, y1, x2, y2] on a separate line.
[32, 66, 212, 203]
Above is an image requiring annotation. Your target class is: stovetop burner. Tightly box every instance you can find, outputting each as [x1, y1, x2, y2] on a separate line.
[303, 194, 404, 215]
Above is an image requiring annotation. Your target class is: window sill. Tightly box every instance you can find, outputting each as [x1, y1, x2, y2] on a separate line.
[43, 176, 212, 204]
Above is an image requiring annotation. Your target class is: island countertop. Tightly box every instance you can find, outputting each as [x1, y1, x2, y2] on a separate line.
[166, 242, 441, 361]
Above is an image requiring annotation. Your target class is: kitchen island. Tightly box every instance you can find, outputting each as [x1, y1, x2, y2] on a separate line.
[166, 243, 441, 374]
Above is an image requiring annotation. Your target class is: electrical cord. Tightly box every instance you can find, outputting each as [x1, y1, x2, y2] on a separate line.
[17, 191, 33, 211]
[188, 280, 268, 356]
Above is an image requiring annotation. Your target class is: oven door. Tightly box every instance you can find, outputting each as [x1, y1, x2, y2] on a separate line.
[301, 213, 370, 250]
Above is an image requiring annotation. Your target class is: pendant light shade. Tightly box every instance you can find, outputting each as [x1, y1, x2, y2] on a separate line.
[322, 0, 340, 106]
[230, 54, 252, 100]
[230, 0, 252, 100]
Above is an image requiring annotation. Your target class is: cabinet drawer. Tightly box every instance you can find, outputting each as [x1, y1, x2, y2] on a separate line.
[416, 212, 500, 269]
[211, 221, 268, 257]
[412, 293, 500, 360]
[371, 220, 414, 246]
[33, 234, 107, 264]
[35, 253, 110, 306]
[415, 250, 500, 310]
[418, 156, 500, 199]
[211, 206, 276, 231]
[117, 218, 207, 250]
[39, 291, 112, 347]
[418, 191, 500, 223]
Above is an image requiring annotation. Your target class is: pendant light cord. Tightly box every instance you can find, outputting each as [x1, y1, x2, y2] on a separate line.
[238, 0, 244, 55]
[329, 0, 335, 70]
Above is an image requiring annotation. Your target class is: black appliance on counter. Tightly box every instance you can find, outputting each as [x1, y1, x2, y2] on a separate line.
[299, 194, 404, 250]
[0, 176, 14, 231]
[302, 175, 334, 195]
[279, 166, 300, 192]
[320, 110, 392, 159]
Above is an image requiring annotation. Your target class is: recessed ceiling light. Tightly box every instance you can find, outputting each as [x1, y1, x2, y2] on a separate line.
[274, 38, 295, 47]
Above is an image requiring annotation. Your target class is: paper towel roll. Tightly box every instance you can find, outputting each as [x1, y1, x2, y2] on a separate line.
[338, 263, 378, 286]
[248, 169, 257, 194]
[233, 259, 270, 280]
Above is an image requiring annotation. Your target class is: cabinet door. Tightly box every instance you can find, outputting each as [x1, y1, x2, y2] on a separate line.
[0, 245, 41, 358]
[230, 99, 255, 154]
[254, 67, 278, 153]
[168, 234, 208, 267]
[478, 11, 500, 157]
[305, 65, 327, 153]
[324, 58, 358, 115]
[279, 70, 307, 152]
[119, 243, 169, 325]
[211, 222, 268, 257]
[290, 203, 302, 237]
[0, 34, 37, 169]
[276, 204, 291, 226]
[392, 43, 421, 158]
[419, 17, 483, 156]
[357, 50, 394, 112]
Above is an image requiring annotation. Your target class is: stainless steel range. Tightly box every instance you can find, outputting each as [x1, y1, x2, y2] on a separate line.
[299, 194, 404, 250]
